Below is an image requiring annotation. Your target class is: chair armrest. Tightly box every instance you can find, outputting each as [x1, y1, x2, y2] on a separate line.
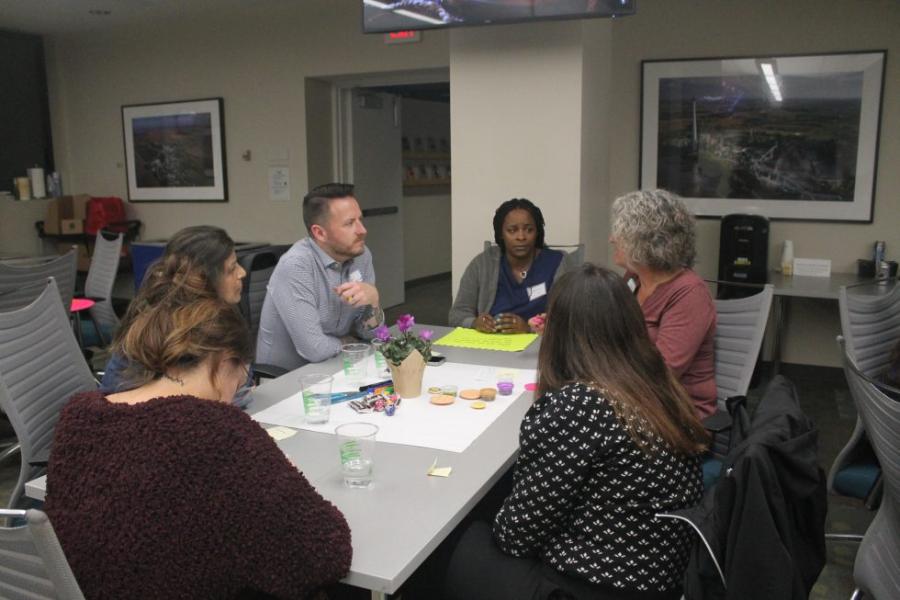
[252, 363, 287, 383]
[29, 448, 50, 467]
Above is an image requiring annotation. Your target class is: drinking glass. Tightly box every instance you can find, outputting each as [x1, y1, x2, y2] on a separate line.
[341, 343, 370, 384]
[335, 422, 378, 488]
[300, 373, 333, 425]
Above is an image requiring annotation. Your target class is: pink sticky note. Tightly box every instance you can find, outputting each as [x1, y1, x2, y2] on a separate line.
[524, 383, 538, 391]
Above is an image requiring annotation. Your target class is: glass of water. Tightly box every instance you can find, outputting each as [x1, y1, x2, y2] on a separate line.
[341, 343, 370, 385]
[300, 373, 333, 425]
[371, 340, 389, 376]
[335, 422, 378, 488]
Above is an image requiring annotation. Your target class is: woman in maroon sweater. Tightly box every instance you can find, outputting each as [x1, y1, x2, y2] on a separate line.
[610, 189, 717, 418]
[45, 297, 352, 599]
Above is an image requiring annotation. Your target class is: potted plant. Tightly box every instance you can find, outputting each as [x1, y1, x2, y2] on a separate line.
[373, 315, 433, 398]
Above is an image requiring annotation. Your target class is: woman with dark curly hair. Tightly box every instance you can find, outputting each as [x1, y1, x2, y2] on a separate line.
[449, 198, 578, 334]
[610, 189, 717, 418]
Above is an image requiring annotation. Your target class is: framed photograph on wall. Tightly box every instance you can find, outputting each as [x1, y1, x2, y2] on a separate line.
[122, 97, 227, 202]
[640, 51, 885, 222]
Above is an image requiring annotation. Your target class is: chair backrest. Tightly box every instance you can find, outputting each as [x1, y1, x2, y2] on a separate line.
[839, 336, 900, 599]
[713, 283, 774, 403]
[0, 250, 77, 314]
[838, 283, 900, 378]
[0, 508, 85, 600]
[0, 278, 97, 508]
[84, 231, 124, 333]
[238, 245, 290, 341]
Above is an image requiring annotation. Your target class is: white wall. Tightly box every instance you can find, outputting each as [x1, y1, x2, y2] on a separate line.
[43, 0, 449, 243]
[605, 0, 900, 365]
[449, 21, 587, 295]
[401, 98, 451, 281]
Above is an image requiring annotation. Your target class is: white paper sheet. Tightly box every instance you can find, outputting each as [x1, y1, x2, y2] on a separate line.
[251, 362, 537, 453]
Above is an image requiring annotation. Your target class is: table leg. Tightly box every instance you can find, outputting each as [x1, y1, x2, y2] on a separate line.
[370, 592, 387, 600]
[771, 295, 789, 376]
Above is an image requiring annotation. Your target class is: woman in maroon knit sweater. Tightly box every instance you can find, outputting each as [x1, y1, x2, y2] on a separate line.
[45, 297, 352, 599]
[610, 189, 717, 418]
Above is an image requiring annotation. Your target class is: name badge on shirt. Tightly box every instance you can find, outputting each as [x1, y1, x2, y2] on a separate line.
[527, 282, 547, 301]
[349, 270, 363, 283]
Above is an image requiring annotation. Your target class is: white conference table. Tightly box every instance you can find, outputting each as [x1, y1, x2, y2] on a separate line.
[27, 325, 540, 599]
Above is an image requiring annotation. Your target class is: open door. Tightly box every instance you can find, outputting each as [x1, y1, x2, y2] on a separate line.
[339, 89, 405, 309]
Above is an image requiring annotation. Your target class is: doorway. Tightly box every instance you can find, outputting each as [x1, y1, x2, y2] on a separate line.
[305, 72, 451, 318]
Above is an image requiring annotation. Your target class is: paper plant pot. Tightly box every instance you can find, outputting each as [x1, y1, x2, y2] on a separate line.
[388, 349, 426, 398]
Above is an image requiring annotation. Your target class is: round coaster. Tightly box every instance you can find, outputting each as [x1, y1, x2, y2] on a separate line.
[470, 401, 487, 410]
[430, 394, 455, 406]
[427, 386, 443, 394]
[524, 382, 538, 392]
[479, 388, 497, 401]
[460, 389, 481, 400]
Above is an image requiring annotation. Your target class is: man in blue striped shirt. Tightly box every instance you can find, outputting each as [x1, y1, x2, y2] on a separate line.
[256, 183, 385, 370]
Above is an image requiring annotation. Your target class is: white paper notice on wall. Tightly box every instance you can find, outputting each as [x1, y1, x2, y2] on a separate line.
[269, 167, 290, 202]
[793, 258, 832, 278]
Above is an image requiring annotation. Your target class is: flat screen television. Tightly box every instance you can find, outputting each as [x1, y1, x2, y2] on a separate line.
[362, 0, 636, 33]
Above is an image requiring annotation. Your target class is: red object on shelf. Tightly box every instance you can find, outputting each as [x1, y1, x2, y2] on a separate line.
[84, 197, 126, 235]
[70, 298, 95, 313]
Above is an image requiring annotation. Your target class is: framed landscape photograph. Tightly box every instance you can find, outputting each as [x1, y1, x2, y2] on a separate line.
[640, 51, 885, 222]
[122, 98, 227, 202]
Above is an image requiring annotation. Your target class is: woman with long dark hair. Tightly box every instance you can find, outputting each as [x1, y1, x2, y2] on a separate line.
[444, 264, 708, 600]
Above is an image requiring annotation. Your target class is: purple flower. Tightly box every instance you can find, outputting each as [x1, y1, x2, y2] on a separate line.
[374, 324, 391, 342]
[419, 329, 433, 342]
[396, 314, 415, 333]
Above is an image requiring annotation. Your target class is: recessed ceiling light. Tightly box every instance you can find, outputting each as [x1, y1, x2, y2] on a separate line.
[88, 9, 112, 16]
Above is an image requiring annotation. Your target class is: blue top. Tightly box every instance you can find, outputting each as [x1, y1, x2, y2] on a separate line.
[489, 248, 564, 320]
[100, 352, 255, 409]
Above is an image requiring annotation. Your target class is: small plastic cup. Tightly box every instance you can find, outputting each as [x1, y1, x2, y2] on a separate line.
[497, 369, 515, 396]
[342, 343, 370, 384]
[371, 340, 389, 376]
[336, 422, 378, 488]
[300, 373, 333, 425]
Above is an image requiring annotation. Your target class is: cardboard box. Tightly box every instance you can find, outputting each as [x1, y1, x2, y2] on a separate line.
[45, 195, 90, 235]
[60, 219, 83, 234]
[56, 242, 92, 272]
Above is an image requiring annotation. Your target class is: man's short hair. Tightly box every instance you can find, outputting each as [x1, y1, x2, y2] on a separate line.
[303, 183, 356, 234]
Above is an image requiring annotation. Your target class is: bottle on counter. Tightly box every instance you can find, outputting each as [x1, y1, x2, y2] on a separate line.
[780, 240, 794, 276]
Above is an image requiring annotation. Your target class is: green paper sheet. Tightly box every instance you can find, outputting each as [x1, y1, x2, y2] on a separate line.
[434, 327, 538, 352]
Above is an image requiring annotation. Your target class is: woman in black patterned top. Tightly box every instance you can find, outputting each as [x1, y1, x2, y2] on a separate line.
[445, 264, 709, 600]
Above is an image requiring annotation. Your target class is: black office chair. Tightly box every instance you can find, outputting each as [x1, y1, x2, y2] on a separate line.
[659, 375, 827, 600]
[238, 245, 291, 383]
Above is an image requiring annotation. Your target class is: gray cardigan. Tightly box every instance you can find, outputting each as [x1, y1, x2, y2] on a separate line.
[448, 246, 579, 328]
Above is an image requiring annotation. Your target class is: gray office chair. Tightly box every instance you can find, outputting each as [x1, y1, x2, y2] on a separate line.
[839, 336, 900, 600]
[0, 508, 85, 599]
[0, 278, 98, 508]
[81, 230, 124, 345]
[828, 283, 900, 506]
[0, 250, 77, 314]
[706, 284, 774, 459]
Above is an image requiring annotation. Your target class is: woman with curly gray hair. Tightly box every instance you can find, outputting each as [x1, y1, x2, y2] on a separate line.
[610, 189, 717, 418]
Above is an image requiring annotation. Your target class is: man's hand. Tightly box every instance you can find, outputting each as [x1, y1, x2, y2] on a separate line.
[474, 313, 497, 333]
[335, 281, 379, 309]
[495, 313, 529, 334]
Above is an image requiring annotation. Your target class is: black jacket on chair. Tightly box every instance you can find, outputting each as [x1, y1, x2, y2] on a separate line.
[670, 375, 827, 600]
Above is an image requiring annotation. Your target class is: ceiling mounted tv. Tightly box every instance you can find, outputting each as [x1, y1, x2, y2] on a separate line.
[363, 0, 636, 33]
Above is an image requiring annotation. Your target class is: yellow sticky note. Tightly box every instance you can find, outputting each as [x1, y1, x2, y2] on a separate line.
[427, 458, 453, 478]
[266, 426, 298, 441]
[433, 327, 537, 352]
